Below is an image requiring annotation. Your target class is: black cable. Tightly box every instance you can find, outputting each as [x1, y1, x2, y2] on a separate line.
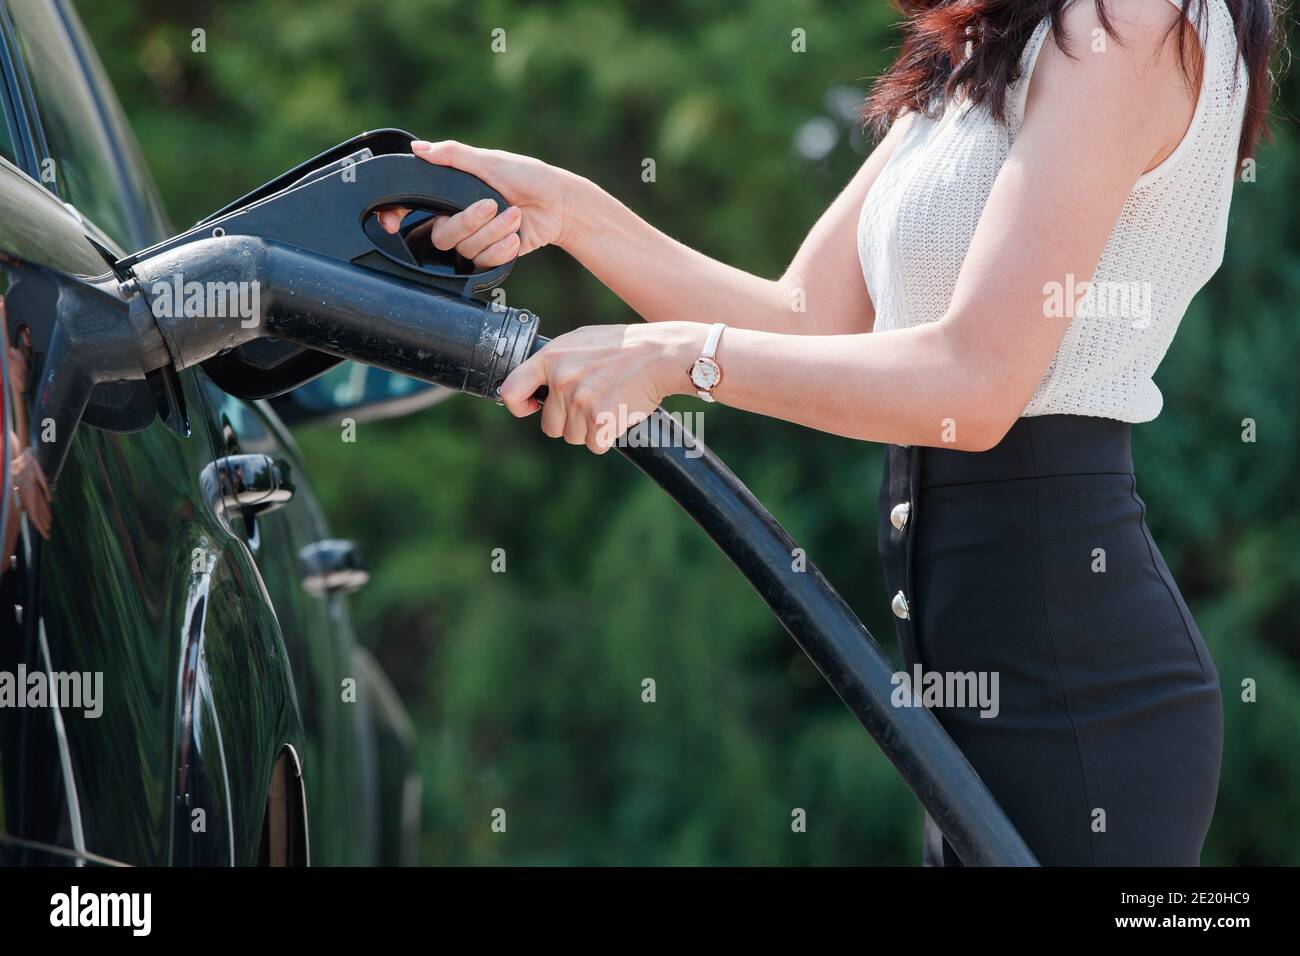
[529, 336, 1037, 866]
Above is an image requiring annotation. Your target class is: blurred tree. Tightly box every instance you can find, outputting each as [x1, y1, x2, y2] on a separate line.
[79, 0, 1299, 864]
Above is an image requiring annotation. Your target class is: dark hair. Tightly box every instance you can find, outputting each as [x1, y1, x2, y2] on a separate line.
[862, 0, 1282, 163]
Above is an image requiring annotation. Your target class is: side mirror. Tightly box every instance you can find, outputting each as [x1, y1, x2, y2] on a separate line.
[298, 539, 369, 598]
[269, 362, 453, 427]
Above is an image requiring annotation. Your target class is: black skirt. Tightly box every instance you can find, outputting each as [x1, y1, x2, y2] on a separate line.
[877, 415, 1222, 866]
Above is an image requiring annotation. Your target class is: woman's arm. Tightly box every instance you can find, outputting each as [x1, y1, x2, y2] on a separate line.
[498, 0, 1198, 453]
[559, 113, 913, 335]
[387, 114, 913, 336]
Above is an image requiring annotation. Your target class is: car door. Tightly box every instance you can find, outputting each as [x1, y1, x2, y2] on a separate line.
[0, 0, 306, 866]
[197, 384, 380, 865]
[64, 0, 381, 864]
[2, 0, 424, 867]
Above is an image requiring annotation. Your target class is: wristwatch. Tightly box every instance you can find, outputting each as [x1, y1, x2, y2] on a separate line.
[689, 323, 727, 402]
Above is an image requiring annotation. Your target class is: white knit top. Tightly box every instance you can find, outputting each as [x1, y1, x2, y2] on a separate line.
[857, 0, 1248, 422]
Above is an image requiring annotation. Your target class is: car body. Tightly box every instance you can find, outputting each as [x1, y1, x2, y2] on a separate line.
[0, 0, 422, 866]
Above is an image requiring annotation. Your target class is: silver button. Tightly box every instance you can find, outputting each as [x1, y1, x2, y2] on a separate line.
[890, 502, 911, 531]
[891, 591, 910, 620]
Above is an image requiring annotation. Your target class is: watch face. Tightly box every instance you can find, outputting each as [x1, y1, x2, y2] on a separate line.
[691, 357, 721, 390]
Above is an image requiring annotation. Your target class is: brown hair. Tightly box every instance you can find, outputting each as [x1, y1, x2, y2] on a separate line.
[862, 0, 1283, 163]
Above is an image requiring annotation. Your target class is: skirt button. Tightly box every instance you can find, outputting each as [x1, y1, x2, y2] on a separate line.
[890, 502, 911, 531]
[891, 590, 911, 620]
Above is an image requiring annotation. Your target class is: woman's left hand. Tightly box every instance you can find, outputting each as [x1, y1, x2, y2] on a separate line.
[498, 321, 705, 454]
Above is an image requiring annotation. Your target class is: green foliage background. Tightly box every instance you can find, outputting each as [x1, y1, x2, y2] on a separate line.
[79, 0, 1298, 865]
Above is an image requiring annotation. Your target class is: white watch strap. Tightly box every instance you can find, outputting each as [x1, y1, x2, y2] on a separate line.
[702, 323, 726, 359]
[696, 323, 726, 401]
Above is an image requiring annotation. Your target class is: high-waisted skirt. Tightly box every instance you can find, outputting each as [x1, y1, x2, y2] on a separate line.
[877, 415, 1222, 866]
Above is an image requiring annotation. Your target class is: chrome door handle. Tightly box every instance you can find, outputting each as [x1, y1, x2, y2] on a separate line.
[201, 453, 295, 518]
[298, 539, 369, 597]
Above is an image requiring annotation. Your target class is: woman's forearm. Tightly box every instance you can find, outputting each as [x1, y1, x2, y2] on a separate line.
[652, 320, 1018, 452]
[557, 174, 807, 333]
[550, 121, 908, 337]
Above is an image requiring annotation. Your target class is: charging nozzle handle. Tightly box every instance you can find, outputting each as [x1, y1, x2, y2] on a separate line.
[359, 153, 512, 222]
[120, 153, 518, 302]
[349, 154, 518, 297]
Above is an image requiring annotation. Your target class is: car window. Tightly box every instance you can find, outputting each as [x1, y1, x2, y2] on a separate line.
[5, 0, 132, 246]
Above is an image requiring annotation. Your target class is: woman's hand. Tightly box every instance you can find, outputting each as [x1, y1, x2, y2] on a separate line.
[376, 140, 579, 269]
[11, 445, 51, 539]
[498, 321, 706, 454]
[7, 345, 27, 400]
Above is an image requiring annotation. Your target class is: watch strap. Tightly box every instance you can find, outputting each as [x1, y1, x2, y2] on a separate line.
[694, 323, 726, 401]
[702, 322, 726, 360]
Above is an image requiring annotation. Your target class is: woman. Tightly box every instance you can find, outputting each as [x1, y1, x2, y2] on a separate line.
[381, 0, 1277, 865]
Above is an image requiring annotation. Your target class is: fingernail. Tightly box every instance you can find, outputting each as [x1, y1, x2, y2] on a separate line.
[411, 140, 433, 152]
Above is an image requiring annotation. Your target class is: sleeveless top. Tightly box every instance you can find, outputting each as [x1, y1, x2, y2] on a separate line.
[857, 0, 1248, 422]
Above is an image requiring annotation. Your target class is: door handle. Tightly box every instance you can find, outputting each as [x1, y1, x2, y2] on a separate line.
[201, 453, 295, 518]
[298, 539, 369, 597]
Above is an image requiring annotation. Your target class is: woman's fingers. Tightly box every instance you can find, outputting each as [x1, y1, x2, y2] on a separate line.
[411, 139, 493, 178]
[378, 140, 526, 261]
[377, 198, 514, 263]
[561, 406, 588, 447]
[32, 496, 51, 538]
[585, 421, 615, 455]
[412, 208, 521, 268]
[427, 198, 500, 251]
[513, 355, 571, 440]
[540, 393, 569, 441]
[455, 205, 521, 261]
[376, 207, 410, 234]
[468, 232, 521, 269]
[499, 357, 547, 417]
[378, 138, 493, 234]
[501, 360, 581, 443]
[14, 474, 50, 537]
[498, 325, 663, 454]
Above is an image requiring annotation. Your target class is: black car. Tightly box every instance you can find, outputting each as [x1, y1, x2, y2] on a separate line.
[0, 0, 433, 866]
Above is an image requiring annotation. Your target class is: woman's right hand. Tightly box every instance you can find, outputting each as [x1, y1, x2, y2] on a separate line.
[10, 444, 51, 540]
[376, 140, 577, 269]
